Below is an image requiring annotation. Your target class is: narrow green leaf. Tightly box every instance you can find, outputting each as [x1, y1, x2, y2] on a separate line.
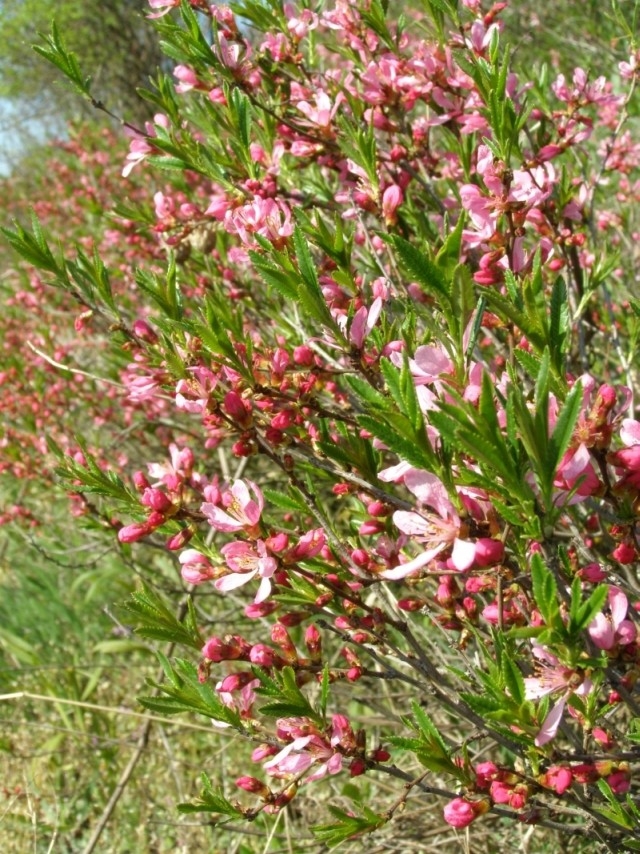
[390, 235, 450, 304]
[530, 553, 560, 629]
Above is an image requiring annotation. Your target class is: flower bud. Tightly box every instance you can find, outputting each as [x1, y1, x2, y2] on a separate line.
[118, 521, 150, 543]
[612, 542, 636, 564]
[166, 528, 193, 550]
[443, 797, 487, 828]
[474, 538, 505, 567]
[133, 319, 158, 344]
[235, 776, 271, 798]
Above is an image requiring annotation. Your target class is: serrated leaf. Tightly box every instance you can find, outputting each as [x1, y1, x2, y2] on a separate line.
[124, 585, 203, 649]
[390, 235, 450, 304]
[530, 553, 560, 629]
[358, 415, 439, 473]
[178, 773, 243, 818]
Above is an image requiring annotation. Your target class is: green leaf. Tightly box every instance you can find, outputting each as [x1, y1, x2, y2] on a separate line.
[530, 553, 560, 630]
[141, 657, 241, 726]
[177, 773, 244, 819]
[33, 21, 92, 98]
[124, 586, 203, 650]
[254, 666, 322, 723]
[547, 381, 582, 478]
[312, 805, 386, 847]
[293, 225, 336, 329]
[358, 414, 440, 474]
[572, 583, 608, 634]
[390, 235, 450, 304]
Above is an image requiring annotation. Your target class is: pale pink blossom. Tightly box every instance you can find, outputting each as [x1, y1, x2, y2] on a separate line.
[216, 540, 277, 602]
[345, 297, 383, 349]
[524, 644, 592, 746]
[382, 471, 476, 578]
[201, 479, 265, 532]
[588, 586, 637, 650]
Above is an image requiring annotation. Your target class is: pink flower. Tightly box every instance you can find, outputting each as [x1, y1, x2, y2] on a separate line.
[216, 540, 277, 603]
[148, 444, 194, 491]
[382, 470, 476, 579]
[296, 90, 344, 129]
[588, 586, 637, 650]
[201, 480, 265, 532]
[554, 443, 601, 503]
[263, 731, 342, 782]
[524, 644, 592, 746]
[346, 298, 383, 349]
[173, 64, 199, 93]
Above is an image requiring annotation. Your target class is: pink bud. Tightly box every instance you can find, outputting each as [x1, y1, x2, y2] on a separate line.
[145, 511, 166, 530]
[349, 758, 366, 777]
[358, 520, 384, 535]
[235, 776, 271, 797]
[223, 391, 252, 426]
[117, 522, 150, 543]
[271, 623, 298, 662]
[381, 184, 403, 224]
[545, 766, 573, 794]
[252, 744, 278, 763]
[397, 598, 425, 611]
[475, 762, 499, 789]
[473, 538, 505, 567]
[366, 500, 388, 517]
[141, 487, 173, 513]
[293, 345, 315, 366]
[612, 542, 636, 564]
[265, 532, 289, 552]
[244, 600, 278, 619]
[443, 798, 480, 828]
[249, 644, 281, 666]
[607, 770, 631, 794]
[133, 319, 158, 344]
[133, 470, 150, 491]
[166, 528, 193, 550]
[218, 672, 254, 693]
[305, 624, 322, 659]
[578, 563, 607, 582]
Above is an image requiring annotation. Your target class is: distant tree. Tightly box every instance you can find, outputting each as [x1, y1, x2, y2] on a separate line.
[0, 0, 164, 146]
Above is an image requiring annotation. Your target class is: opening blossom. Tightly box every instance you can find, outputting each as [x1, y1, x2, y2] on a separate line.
[524, 644, 592, 746]
[201, 479, 265, 533]
[381, 469, 478, 579]
[217, 540, 277, 603]
[588, 586, 637, 650]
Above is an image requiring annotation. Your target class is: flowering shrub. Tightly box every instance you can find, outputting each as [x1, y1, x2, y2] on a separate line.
[3, 0, 640, 848]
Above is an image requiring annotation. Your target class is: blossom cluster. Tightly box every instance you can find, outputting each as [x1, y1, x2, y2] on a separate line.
[3, 0, 640, 847]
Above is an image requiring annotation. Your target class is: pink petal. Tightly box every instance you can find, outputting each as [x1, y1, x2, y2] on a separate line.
[392, 510, 430, 536]
[254, 576, 272, 604]
[620, 419, 640, 446]
[450, 538, 477, 571]
[215, 571, 256, 592]
[535, 697, 566, 746]
[588, 612, 615, 650]
[201, 503, 243, 532]
[609, 586, 629, 630]
[381, 545, 447, 580]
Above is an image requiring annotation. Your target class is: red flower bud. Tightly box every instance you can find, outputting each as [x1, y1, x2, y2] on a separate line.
[235, 776, 271, 798]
